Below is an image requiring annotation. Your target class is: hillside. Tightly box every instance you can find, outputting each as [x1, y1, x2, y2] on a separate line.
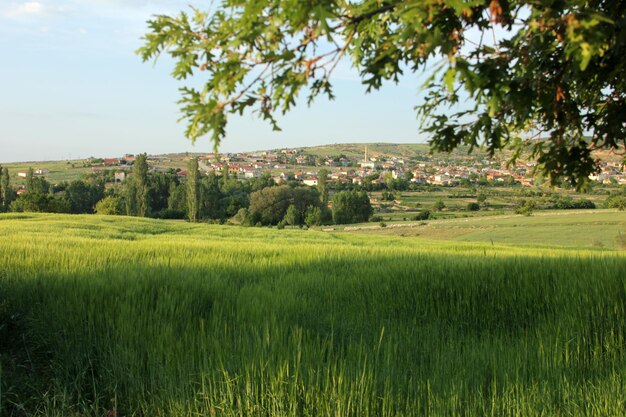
[299, 142, 433, 159]
[1, 213, 625, 416]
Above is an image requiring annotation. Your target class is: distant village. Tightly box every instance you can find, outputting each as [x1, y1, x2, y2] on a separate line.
[106, 146, 626, 188]
[18, 145, 626, 188]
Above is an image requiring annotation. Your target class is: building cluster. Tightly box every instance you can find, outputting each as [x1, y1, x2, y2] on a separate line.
[17, 168, 49, 178]
[85, 147, 626, 187]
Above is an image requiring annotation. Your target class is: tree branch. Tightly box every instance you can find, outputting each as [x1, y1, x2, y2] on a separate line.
[346, 1, 405, 25]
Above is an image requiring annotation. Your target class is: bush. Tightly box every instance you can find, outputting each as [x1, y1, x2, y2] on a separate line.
[578, 199, 596, 209]
[607, 195, 626, 211]
[369, 215, 383, 222]
[411, 210, 431, 221]
[381, 190, 395, 201]
[95, 196, 123, 215]
[551, 196, 596, 210]
[466, 202, 480, 211]
[432, 199, 445, 211]
[232, 208, 249, 225]
[515, 199, 537, 216]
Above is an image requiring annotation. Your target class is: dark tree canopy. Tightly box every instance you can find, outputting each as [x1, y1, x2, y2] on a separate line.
[127, 153, 150, 217]
[139, 0, 626, 188]
[249, 185, 322, 225]
[186, 157, 201, 222]
[332, 190, 373, 224]
[65, 179, 105, 214]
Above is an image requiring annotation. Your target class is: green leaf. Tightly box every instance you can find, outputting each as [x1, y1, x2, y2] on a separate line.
[443, 67, 456, 92]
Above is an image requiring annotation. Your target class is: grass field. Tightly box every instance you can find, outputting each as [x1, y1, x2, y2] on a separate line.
[1, 213, 625, 416]
[2, 160, 96, 185]
[370, 187, 615, 217]
[344, 210, 626, 249]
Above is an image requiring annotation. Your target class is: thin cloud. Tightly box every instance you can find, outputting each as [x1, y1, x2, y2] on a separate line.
[0, 1, 71, 19]
[2, 1, 45, 17]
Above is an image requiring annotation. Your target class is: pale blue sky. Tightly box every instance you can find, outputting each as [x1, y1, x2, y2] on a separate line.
[0, 0, 428, 163]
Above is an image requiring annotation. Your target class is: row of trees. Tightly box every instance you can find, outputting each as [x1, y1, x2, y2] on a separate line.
[1, 156, 373, 227]
[0, 165, 105, 214]
[184, 160, 371, 227]
[233, 186, 372, 228]
[96, 155, 265, 221]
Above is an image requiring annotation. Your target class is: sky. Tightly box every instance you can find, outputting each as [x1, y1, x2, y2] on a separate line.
[0, 0, 429, 163]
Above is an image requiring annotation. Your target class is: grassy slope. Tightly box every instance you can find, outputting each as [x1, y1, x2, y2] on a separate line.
[300, 143, 432, 158]
[300, 142, 626, 162]
[2, 160, 95, 185]
[1, 213, 625, 416]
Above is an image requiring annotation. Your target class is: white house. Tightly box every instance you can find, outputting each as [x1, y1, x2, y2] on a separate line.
[303, 177, 319, 186]
[114, 172, 126, 183]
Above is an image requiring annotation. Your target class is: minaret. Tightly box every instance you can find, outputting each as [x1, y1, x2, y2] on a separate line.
[364, 146, 368, 162]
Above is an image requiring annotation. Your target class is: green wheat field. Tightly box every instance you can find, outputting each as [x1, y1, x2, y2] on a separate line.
[1, 213, 626, 416]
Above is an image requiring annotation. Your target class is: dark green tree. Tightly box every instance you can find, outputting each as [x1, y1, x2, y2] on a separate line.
[11, 194, 48, 213]
[249, 185, 322, 226]
[283, 204, 300, 226]
[139, 0, 626, 188]
[125, 180, 138, 216]
[249, 172, 275, 192]
[220, 191, 249, 219]
[201, 172, 224, 220]
[218, 175, 250, 218]
[148, 172, 178, 214]
[1, 168, 15, 212]
[25, 167, 35, 192]
[292, 186, 323, 222]
[65, 179, 105, 214]
[14, 169, 72, 214]
[25, 168, 50, 195]
[134, 153, 150, 217]
[186, 158, 201, 222]
[249, 185, 294, 225]
[168, 182, 187, 212]
[332, 190, 373, 225]
[0, 166, 8, 211]
[304, 205, 326, 226]
[317, 169, 329, 205]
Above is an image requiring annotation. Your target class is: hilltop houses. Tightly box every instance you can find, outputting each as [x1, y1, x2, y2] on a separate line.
[44, 145, 624, 190]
